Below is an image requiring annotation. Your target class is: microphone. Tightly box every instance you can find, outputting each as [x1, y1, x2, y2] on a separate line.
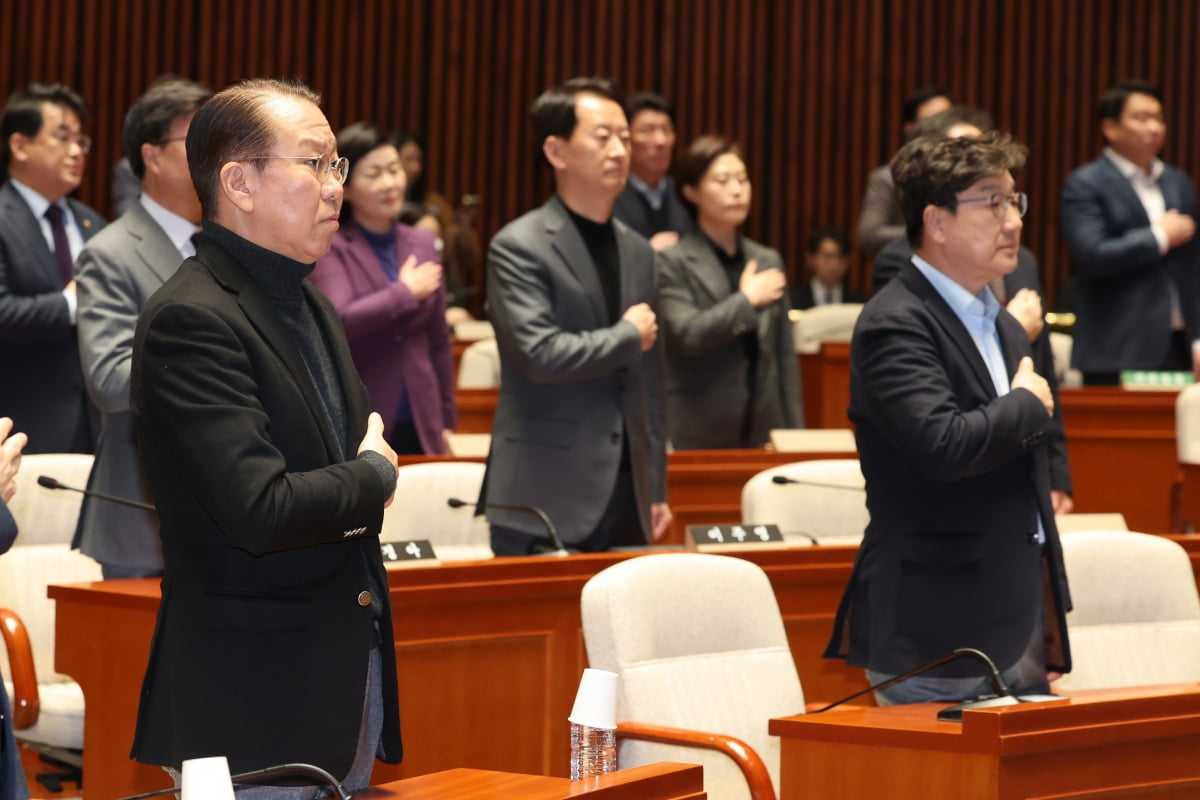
[771, 474, 864, 492]
[447, 497, 569, 556]
[115, 762, 352, 800]
[811, 647, 1019, 720]
[37, 475, 156, 512]
[767, 474, 864, 544]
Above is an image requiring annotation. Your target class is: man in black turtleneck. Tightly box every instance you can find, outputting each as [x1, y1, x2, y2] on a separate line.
[129, 79, 402, 799]
[482, 77, 672, 555]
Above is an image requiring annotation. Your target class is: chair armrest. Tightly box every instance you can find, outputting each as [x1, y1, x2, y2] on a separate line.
[0, 607, 40, 729]
[616, 720, 776, 800]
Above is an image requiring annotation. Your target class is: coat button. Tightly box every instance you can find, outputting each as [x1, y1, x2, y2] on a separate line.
[357, 591, 372, 607]
[610, 432, 620, 444]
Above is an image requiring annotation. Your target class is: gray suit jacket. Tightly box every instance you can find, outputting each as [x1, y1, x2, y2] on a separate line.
[657, 232, 803, 448]
[482, 196, 667, 544]
[72, 200, 186, 571]
[0, 181, 105, 453]
[857, 164, 905, 256]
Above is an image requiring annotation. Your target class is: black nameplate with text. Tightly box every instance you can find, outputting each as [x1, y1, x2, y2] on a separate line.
[380, 540, 436, 562]
[686, 524, 784, 548]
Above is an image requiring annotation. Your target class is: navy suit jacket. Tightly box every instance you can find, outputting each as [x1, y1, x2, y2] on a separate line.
[611, 179, 693, 241]
[825, 261, 1072, 678]
[0, 181, 105, 453]
[871, 239, 1073, 494]
[1060, 155, 1200, 372]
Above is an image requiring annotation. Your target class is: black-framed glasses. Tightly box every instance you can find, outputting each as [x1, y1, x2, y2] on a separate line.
[243, 154, 349, 185]
[957, 191, 1028, 219]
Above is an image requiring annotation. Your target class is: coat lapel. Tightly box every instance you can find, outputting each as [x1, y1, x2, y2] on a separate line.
[900, 262, 999, 398]
[545, 197, 608, 325]
[0, 182, 59, 286]
[197, 239, 345, 462]
[678, 232, 733, 305]
[1097, 156, 1152, 227]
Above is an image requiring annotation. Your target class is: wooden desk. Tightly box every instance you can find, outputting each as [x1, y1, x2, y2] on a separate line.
[362, 763, 704, 799]
[396, 447, 859, 546]
[770, 684, 1200, 799]
[51, 547, 863, 800]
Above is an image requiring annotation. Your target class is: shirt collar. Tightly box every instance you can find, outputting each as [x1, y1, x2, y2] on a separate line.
[628, 173, 668, 205]
[910, 253, 1000, 326]
[1104, 146, 1164, 183]
[9, 177, 61, 220]
[139, 192, 200, 256]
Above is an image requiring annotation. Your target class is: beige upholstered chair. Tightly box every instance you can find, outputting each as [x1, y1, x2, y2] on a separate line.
[1172, 385, 1200, 532]
[790, 303, 862, 355]
[457, 337, 501, 389]
[741, 459, 868, 546]
[382, 461, 492, 560]
[581, 553, 804, 800]
[451, 319, 495, 341]
[1054, 530, 1200, 691]
[1048, 331, 1081, 386]
[0, 453, 101, 788]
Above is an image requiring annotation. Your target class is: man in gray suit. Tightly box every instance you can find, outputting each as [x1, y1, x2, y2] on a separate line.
[73, 78, 211, 578]
[482, 77, 672, 555]
[0, 83, 106, 454]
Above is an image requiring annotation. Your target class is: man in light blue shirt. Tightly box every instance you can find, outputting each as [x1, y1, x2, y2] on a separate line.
[826, 131, 1073, 705]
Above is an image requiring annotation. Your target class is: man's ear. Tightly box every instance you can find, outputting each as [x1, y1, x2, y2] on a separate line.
[1100, 118, 1119, 146]
[7, 133, 30, 167]
[141, 142, 161, 177]
[219, 161, 254, 214]
[923, 204, 948, 245]
[542, 136, 567, 171]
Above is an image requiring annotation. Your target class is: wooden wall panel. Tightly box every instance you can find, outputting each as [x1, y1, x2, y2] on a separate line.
[2, 0, 1199, 310]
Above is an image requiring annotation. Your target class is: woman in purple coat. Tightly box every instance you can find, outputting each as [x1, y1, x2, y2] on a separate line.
[311, 122, 456, 454]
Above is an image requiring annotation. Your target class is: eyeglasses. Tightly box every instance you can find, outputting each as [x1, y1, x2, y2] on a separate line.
[957, 191, 1028, 219]
[47, 129, 92, 154]
[244, 154, 349, 185]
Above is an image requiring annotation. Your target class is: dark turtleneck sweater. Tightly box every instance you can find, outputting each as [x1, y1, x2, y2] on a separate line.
[201, 221, 396, 502]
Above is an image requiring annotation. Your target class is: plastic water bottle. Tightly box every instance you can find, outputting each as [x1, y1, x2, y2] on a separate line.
[570, 722, 617, 780]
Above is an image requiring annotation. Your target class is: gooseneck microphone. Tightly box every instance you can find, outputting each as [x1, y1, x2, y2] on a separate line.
[447, 497, 570, 556]
[771, 474, 864, 491]
[37, 475, 156, 512]
[811, 647, 1018, 718]
[115, 762, 352, 800]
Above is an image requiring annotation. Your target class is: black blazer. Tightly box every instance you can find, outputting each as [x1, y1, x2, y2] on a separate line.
[826, 261, 1072, 678]
[1060, 155, 1200, 372]
[0, 181, 105, 452]
[871, 239, 1073, 494]
[129, 235, 401, 775]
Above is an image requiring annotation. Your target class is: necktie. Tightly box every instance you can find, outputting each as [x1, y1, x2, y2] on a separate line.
[44, 205, 74, 285]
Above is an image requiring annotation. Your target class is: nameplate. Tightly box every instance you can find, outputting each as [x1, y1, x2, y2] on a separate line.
[1120, 370, 1195, 391]
[381, 540, 437, 563]
[686, 524, 787, 552]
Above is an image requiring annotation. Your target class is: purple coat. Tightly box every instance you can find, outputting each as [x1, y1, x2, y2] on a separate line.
[311, 222, 456, 454]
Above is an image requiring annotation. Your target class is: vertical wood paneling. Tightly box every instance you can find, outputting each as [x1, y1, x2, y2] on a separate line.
[3, 0, 1199, 312]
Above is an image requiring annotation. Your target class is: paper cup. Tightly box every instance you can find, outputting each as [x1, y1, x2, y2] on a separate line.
[180, 755, 236, 800]
[568, 668, 618, 729]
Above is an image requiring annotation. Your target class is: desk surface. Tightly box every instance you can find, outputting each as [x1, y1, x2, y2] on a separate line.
[362, 763, 705, 799]
[770, 684, 1200, 800]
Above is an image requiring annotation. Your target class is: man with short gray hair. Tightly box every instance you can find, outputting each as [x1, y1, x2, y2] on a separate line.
[130, 78, 402, 797]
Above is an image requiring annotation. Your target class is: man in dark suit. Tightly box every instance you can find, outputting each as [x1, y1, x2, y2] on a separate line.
[483, 77, 671, 555]
[611, 91, 692, 251]
[825, 132, 1072, 704]
[791, 228, 867, 309]
[0, 83, 106, 454]
[129, 79, 401, 798]
[1060, 80, 1200, 384]
[73, 78, 211, 579]
[0, 416, 29, 800]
